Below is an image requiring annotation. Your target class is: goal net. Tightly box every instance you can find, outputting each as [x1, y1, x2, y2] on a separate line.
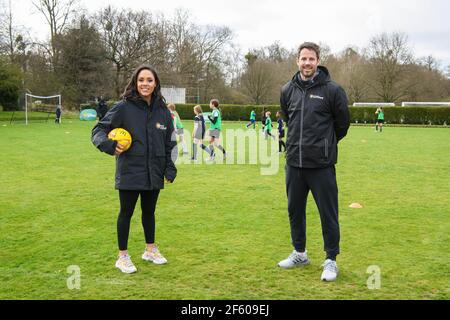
[10, 93, 62, 125]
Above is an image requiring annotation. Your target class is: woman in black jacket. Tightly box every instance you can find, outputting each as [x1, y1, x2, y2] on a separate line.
[92, 65, 177, 274]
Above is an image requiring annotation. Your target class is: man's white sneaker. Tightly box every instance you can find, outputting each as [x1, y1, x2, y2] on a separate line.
[142, 246, 168, 265]
[278, 250, 310, 269]
[321, 259, 339, 281]
[115, 255, 137, 274]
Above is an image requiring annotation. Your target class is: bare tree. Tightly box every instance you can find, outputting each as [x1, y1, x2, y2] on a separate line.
[164, 9, 232, 101]
[446, 65, 450, 79]
[317, 42, 332, 66]
[335, 47, 370, 104]
[419, 55, 440, 71]
[238, 43, 296, 104]
[246, 41, 291, 63]
[223, 43, 244, 88]
[167, 9, 199, 83]
[265, 41, 290, 62]
[365, 32, 416, 102]
[195, 24, 232, 99]
[148, 13, 172, 80]
[0, 0, 13, 56]
[32, 0, 78, 68]
[241, 56, 274, 104]
[0, 0, 7, 50]
[97, 6, 159, 97]
[0, 0, 25, 60]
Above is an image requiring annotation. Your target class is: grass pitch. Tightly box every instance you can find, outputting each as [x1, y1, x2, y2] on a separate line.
[0, 118, 449, 299]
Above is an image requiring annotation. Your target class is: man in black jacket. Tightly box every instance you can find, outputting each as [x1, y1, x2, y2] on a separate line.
[278, 42, 350, 282]
[97, 96, 108, 121]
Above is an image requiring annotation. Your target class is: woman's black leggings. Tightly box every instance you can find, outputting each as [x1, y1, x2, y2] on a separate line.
[117, 190, 160, 251]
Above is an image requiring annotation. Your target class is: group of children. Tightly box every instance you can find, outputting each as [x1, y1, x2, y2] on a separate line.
[247, 109, 286, 153]
[168, 102, 288, 161]
[159, 100, 383, 163]
[169, 104, 384, 161]
[168, 99, 227, 162]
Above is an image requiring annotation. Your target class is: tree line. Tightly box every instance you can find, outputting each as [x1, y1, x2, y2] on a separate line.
[1, 0, 449, 110]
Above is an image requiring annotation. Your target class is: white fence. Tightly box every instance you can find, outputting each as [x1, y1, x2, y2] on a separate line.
[353, 102, 395, 107]
[353, 102, 450, 107]
[401, 102, 450, 107]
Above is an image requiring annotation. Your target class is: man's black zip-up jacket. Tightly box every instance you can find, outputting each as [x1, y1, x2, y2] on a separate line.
[280, 66, 350, 168]
[92, 95, 177, 190]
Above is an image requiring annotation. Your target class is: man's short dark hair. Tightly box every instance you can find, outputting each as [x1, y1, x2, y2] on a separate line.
[298, 42, 320, 60]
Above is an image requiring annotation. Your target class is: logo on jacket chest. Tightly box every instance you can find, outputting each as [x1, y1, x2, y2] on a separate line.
[310, 94, 324, 100]
[156, 123, 167, 130]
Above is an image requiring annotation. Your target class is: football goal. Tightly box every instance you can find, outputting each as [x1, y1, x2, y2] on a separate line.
[10, 93, 62, 125]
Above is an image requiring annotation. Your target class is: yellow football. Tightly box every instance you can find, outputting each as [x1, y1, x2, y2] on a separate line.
[108, 128, 132, 151]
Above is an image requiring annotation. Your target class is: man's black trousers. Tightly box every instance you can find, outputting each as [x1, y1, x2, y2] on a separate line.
[285, 164, 340, 259]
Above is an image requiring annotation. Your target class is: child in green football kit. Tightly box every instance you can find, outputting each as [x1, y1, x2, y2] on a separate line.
[264, 111, 275, 140]
[168, 103, 189, 154]
[375, 107, 385, 132]
[206, 99, 227, 161]
[246, 109, 257, 129]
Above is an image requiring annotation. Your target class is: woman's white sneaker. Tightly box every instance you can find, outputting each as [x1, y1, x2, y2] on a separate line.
[115, 255, 137, 274]
[321, 259, 338, 281]
[142, 246, 168, 265]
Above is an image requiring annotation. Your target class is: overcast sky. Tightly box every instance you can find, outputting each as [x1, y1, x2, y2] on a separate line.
[10, 0, 450, 69]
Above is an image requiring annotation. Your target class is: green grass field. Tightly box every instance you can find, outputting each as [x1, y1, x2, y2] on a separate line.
[0, 118, 449, 300]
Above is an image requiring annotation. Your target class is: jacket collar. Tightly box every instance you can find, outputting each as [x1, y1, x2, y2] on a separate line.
[292, 65, 331, 89]
[129, 94, 162, 111]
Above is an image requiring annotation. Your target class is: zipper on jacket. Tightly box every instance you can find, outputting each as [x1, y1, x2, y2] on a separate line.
[146, 107, 152, 187]
[299, 90, 306, 167]
[324, 138, 329, 159]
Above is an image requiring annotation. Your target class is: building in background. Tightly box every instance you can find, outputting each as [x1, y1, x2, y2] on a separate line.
[162, 87, 186, 104]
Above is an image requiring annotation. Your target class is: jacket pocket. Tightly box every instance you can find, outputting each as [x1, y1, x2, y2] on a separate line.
[150, 155, 167, 189]
[152, 130, 166, 157]
[118, 154, 146, 174]
[324, 138, 329, 159]
[126, 140, 145, 156]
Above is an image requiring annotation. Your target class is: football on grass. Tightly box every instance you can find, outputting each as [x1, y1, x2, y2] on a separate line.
[108, 128, 132, 151]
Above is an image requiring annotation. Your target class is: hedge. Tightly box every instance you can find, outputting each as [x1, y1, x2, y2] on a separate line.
[170, 104, 284, 122]
[79, 102, 450, 125]
[173, 104, 450, 125]
[349, 106, 450, 125]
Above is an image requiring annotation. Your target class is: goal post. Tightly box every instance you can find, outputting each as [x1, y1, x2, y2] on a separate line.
[23, 93, 62, 125]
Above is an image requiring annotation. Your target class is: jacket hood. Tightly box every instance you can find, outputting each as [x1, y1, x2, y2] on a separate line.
[292, 65, 331, 87]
